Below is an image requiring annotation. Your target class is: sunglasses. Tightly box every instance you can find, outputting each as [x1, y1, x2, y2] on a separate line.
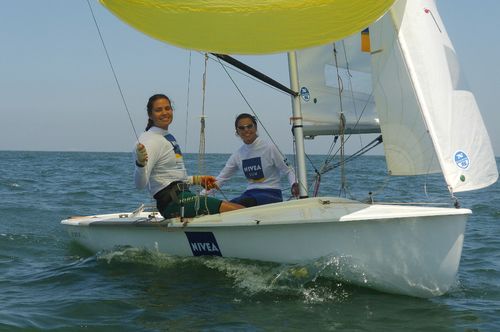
[237, 124, 255, 130]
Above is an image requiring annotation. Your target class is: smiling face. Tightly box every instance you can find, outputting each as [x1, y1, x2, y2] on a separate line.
[149, 97, 173, 130]
[236, 117, 257, 144]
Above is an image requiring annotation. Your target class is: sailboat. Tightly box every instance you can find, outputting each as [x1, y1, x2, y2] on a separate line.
[62, 0, 498, 298]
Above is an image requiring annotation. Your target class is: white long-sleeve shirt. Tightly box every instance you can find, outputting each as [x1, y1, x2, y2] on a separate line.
[134, 126, 187, 196]
[216, 136, 296, 190]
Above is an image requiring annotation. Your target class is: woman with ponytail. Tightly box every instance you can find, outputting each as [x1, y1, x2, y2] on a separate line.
[134, 94, 244, 219]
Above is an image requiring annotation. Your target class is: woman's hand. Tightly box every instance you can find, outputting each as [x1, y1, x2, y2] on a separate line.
[192, 175, 219, 190]
[200, 176, 219, 190]
[136, 143, 148, 167]
[291, 182, 299, 197]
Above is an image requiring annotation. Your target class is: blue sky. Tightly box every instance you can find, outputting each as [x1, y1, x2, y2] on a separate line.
[0, 0, 499, 156]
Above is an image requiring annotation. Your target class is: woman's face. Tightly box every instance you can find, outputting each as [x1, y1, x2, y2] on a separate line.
[236, 117, 257, 144]
[149, 98, 173, 129]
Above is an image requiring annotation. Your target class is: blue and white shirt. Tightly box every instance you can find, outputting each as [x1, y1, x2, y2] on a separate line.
[134, 126, 187, 196]
[216, 136, 296, 190]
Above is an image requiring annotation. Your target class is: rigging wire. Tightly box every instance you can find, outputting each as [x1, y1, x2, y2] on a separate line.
[213, 56, 289, 162]
[86, 0, 139, 141]
[320, 135, 382, 172]
[341, 39, 364, 147]
[310, 135, 382, 195]
[309, 38, 378, 194]
[213, 55, 299, 195]
[204, 50, 380, 198]
[208, 43, 380, 197]
[318, 88, 373, 169]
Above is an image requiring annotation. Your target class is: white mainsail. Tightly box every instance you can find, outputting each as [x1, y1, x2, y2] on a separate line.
[297, 0, 498, 192]
[297, 34, 381, 137]
[370, 0, 441, 176]
[372, 0, 498, 192]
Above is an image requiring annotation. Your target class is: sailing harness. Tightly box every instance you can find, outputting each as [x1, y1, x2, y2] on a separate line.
[153, 181, 189, 214]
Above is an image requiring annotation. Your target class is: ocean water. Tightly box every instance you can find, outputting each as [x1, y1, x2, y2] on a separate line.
[1, 151, 499, 331]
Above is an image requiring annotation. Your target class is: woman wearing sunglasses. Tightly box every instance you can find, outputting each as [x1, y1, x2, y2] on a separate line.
[212, 113, 299, 207]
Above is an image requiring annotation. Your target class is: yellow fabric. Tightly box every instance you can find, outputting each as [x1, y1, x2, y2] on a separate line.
[100, 0, 395, 54]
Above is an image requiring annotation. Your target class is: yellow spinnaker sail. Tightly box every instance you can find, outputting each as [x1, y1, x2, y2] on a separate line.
[100, 0, 395, 54]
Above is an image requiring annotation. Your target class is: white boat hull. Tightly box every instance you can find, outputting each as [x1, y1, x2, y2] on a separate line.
[61, 197, 470, 298]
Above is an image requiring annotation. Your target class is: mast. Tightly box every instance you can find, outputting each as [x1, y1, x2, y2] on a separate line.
[288, 52, 309, 198]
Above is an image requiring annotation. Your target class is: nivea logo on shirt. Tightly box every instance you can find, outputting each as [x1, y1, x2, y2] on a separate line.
[185, 232, 222, 257]
[164, 133, 183, 158]
[242, 157, 264, 181]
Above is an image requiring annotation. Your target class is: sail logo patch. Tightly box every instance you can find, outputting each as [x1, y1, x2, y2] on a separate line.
[242, 157, 264, 181]
[454, 150, 470, 170]
[300, 87, 310, 102]
[185, 232, 222, 257]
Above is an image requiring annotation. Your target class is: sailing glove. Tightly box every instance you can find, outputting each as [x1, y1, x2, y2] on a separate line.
[135, 143, 148, 167]
[189, 175, 218, 190]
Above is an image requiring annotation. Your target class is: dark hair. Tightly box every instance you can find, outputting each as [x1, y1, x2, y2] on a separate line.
[145, 94, 172, 131]
[234, 113, 257, 131]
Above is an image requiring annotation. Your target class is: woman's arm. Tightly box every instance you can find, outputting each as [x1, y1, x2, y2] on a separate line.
[215, 153, 240, 188]
[133, 136, 164, 190]
[271, 146, 296, 187]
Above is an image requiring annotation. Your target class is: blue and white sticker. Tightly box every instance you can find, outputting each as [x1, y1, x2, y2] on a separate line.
[454, 150, 470, 170]
[300, 87, 310, 102]
[185, 232, 222, 257]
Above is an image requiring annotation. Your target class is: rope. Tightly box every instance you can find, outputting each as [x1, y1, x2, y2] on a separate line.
[184, 51, 192, 151]
[85, 0, 139, 141]
[198, 54, 208, 167]
[331, 43, 348, 197]
[307, 39, 378, 196]
[196, 54, 210, 215]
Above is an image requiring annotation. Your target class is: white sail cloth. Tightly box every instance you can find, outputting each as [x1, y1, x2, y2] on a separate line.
[296, 0, 498, 193]
[297, 35, 381, 136]
[372, 0, 497, 192]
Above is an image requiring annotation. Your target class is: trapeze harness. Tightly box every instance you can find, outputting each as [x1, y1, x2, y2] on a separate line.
[150, 133, 221, 219]
[149, 133, 187, 216]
